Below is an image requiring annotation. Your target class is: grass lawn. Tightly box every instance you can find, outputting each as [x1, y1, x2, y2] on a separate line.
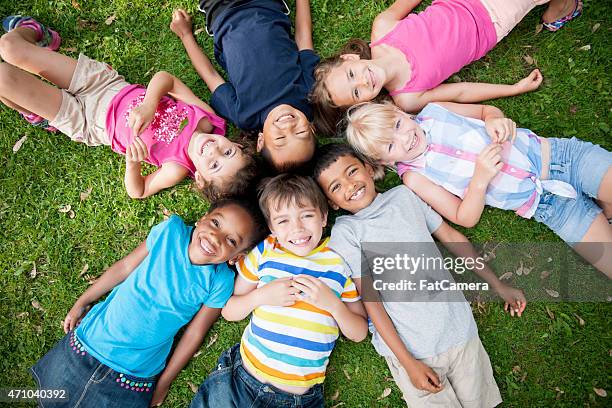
[0, 0, 611, 406]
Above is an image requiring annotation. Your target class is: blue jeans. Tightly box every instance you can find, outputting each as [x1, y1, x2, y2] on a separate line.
[190, 344, 325, 408]
[534, 137, 611, 244]
[30, 331, 157, 408]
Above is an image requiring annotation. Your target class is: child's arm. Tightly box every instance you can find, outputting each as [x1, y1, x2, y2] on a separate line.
[221, 276, 299, 321]
[63, 241, 148, 333]
[170, 9, 225, 93]
[295, 0, 314, 50]
[150, 306, 222, 407]
[352, 277, 443, 393]
[291, 275, 368, 342]
[372, 1, 423, 40]
[432, 221, 527, 316]
[395, 69, 543, 113]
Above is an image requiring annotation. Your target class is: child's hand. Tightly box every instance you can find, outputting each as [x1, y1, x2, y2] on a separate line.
[125, 137, 149, 164]
[258, 277, 300, 307]
[485, 117, 516, 144]
[170, 9, 193, 39]
[150, 381, 170, 407]
[496, 282, 527, 317]
[405, 360, 443, 394]
[128, 103, 156, 137]
[514, 69, 543, 94]
[292, 275, 342, 313]
[63, 301, 91, 333]
[473, 144, 503, 185]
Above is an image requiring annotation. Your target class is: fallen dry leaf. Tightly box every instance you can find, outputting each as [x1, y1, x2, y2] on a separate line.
[377, 388, 392, 400]
[58, 204, 72, 213]
[30, 263, 37, 279]
[192, 350, 203, 359]
[545, 289, 560, 298]
[331, 389, 339, 401]
[535, 23, 543, 34]
[79, 263, 89, 277]
[12, 135, 27, 153]
[80, 187, 93, 201]
[63, 46, 78, 52]
[512, 365, 521, 374]
[32, 300, 45, 312]
[331, 403, 345, 408]
[578, 44, 591, 51]
[540, 270, 551, 280]
[499, 272, 513, 281]
[105, 14, 117, 25]
[547, 257, 553, 263]
[33, 325, 42, 335]
[545, 306, 555, 320]
[593, 388, 607, 397]
[16, 311, 29, 319]
[569, 106, 578, 115]
[609, 349, 612, 357]
[188, 382, 199, 393]
[573, 313, 585, 326]
[71, 0, 81, 10]
[194, 27, 204, 35]
[68, 210, 76, 219]
[592, 23, 601, 33]
[206, 332, 218, 348]
[523, 55, 534, 65]
[554, 386, 565, 399]
[516, 261, 523, 276]
[342, 368, 351, 380]
[84, 274, 97, 285]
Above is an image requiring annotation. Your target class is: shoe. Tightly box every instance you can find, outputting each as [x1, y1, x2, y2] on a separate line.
[21, 112, 58, 132]
[2, 15, 61, 50]
[542, 0, 583, 32]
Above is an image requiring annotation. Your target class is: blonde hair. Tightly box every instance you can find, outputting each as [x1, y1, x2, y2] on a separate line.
[344, 102, 405, 162]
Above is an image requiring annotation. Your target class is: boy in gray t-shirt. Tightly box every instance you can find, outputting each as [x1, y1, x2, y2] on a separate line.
[313, 144, 526, 408]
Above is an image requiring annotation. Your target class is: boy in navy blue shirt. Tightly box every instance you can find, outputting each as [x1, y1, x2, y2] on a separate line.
[171, 0, 319, 172]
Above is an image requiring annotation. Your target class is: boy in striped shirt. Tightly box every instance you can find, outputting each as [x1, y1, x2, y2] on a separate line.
[190, 174, 368, 408]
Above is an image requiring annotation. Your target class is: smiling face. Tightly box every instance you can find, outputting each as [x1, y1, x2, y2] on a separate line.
[187, 204, 255, 265]
[376, 112, 427, 165]
[188, 132, 249, 188]
[268, 199, 327, 257]
[324, 55, 385, 107]
[259, 104, 316, 170]
[316, 154, 377, 214]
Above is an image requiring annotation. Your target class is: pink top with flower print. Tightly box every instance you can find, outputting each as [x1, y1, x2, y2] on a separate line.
[106, 84, 226, 177]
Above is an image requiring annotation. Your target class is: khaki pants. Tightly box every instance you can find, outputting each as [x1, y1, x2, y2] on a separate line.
[480, 0, 550, 41]
[384, 336, 502, 408]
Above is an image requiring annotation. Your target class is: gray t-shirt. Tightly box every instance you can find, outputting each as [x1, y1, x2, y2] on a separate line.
[329, 186, 477, 359]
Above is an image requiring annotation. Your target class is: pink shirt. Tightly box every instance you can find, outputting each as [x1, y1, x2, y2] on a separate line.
[370, 0, 497, 94]
[105, 85, 226, 177]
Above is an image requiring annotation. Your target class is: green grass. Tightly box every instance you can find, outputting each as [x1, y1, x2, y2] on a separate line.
[0, 0, 611, 407]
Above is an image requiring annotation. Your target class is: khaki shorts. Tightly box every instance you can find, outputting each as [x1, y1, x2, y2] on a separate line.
[480, 0, 549, 41]
[384, 336, 502, 408]
[50, 54, 130, 146]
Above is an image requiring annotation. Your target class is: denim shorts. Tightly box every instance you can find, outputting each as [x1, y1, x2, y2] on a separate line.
[30, 331, 157, 408]
[533, 137, 611, 244]
[189, 343, 324, 408]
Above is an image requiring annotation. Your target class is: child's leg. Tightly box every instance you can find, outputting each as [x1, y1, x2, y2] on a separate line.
[0, 63, 62, 121]
[0, 26, 76, 89]
[574, 214, 612, 278]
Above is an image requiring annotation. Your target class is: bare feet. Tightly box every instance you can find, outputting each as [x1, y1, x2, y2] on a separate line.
[542, 0, 578, 24]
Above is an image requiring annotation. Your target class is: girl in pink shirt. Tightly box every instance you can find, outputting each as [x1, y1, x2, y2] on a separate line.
[310, 0, 582, 135]
[0, 16, 258, 199]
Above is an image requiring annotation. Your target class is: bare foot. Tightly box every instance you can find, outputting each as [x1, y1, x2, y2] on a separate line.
[542, 0, 577, 24]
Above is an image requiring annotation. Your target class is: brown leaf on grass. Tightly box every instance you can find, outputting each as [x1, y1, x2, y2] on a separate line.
[547, 257, 553, 263]
[188, 382, 199, 393]
[578, 44, 591, 51]
[523, 55, 534, 65]
[32, 300, 45, 312]
[540, 270, 551, 280]
[206, 332, 218, 348]
[58, 204, 72, 213]
[105, 14, 117, 25]
[593, 388, 607, 397]
[194, 27, 204, 35]
[609, 349, 612, 357]
[71, 0, 81, 9]
[499, 272, 513, 281]
[569, 106, 578, 115]
[192, 350, 203, 359]
[33, 325, 42, 335]
[545, 289, 560, 298]
[342, 368, 351, 380]
[16, 311, 29, 319]
[554, 386, 565, 399]
[512, 365, 521, 374]
[573, 313, 585, 326]
[84, 274, 97, 285]
[77, 19, 97, 31]
[515, 261, 523, 276]
[68, 210, 76, 219]
[79, 263, 89, 277]
[331, 389, 339, 401]
[80, 187, 93, 201]
[592, 23, 601, 33]
[13, 135, 27, 153]
[331, 403, 345, 408]
[535, 23, 543, 34]
[30, 263, 37, 279]
[545, 306, 555, 320]
[377, 388, 392, 400]
[63, 46, 78, 52]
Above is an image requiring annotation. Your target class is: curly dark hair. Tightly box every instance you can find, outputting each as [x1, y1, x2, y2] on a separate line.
[208, 197, 269, 249]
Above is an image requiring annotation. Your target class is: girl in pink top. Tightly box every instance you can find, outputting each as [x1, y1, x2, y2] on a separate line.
[310, 0, 582, 135]
[0, 16, 258, 199]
